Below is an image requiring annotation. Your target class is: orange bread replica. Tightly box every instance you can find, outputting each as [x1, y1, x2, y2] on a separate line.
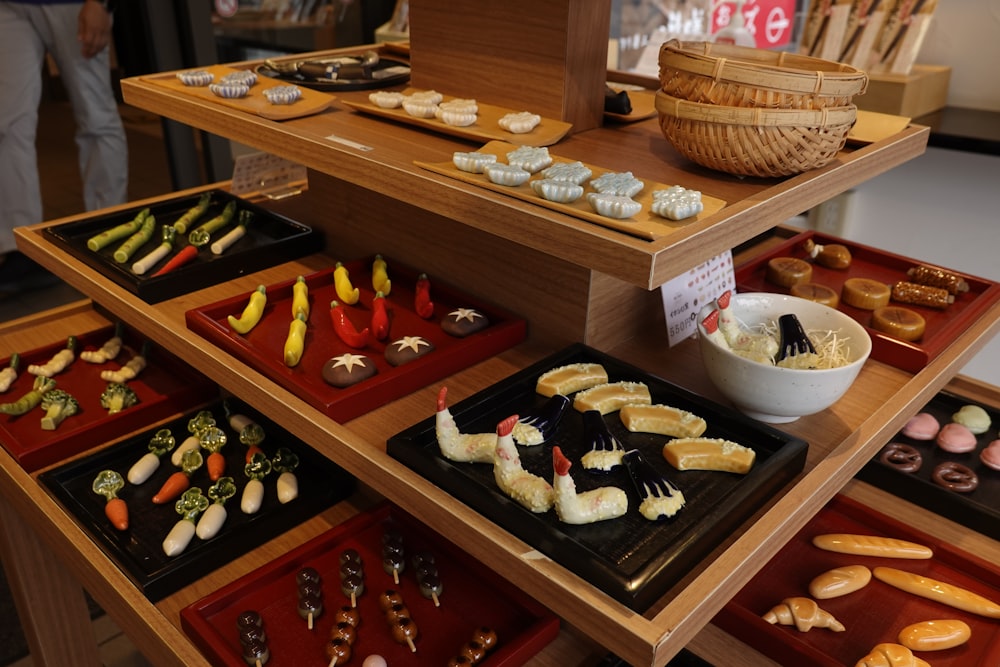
[762, 597, 844, 632]
[855, 643, 930, 667]
[620, 403, 707, 438]
[572, 381, 651, 414]
[808, 564, 872, 599]
[897, 619, 971, 651]
[662, 437, 755, 473]
[535, 363, 608, 397]
[873, 566, 1000, 618]
[812, 533, 933, 559]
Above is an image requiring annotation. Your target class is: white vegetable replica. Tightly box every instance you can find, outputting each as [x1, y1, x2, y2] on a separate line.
[80, 323, 124, 364]
[172, 410, 215, 467]
[241, 451, 271, 514]
[127, 428, 176, 485]
[492, 414, 554, 513]
[162, 487, 209, 557]
[28, 336, 77, 377]
[196, 476, 236, 540]
[551, 446, 627, 524]
[0, 353, 18, 393]
[271, 447, 300, 504]
[101, 340, 150, 383]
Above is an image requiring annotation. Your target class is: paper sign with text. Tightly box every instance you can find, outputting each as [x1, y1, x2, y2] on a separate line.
[661, 251, 735, 347]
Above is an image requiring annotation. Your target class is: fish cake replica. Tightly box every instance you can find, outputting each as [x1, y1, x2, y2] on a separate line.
[662, 437, 756, 474]
[572, 381, 651, 414]
[535, 363, 608, 397]
[619, 403, 707, 438]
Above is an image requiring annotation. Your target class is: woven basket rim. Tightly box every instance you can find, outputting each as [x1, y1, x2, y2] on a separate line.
[654, 90, 857, 127]
[659, 40, 868, 96]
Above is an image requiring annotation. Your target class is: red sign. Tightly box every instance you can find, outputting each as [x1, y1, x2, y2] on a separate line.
[711, 0, 796, 49]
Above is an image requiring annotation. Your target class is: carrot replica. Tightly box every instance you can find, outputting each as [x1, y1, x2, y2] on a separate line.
[153, 447, 203, 504]
[93, 469, 129, 531]
[151, 244, 199, 277]
[199, 425, 229, 481]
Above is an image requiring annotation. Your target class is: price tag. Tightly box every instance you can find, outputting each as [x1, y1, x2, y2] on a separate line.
[230, 152, 308, 199]
[660, 251, 735, 347]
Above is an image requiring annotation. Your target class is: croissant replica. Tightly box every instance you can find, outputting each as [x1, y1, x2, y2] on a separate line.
[761, 597, 846, 632]
[855, 643, 931, 667]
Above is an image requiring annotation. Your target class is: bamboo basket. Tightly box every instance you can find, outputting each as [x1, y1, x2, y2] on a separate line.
[659, 40, 868, 110]
[654, 91, 857, 178]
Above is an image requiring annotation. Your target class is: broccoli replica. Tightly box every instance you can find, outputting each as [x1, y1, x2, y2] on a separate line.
[100, 382, 139, 415]
[39, 389, 80, 430]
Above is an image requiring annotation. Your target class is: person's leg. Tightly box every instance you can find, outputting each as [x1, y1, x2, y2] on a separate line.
[0, 3, 47, 255]
[43, 2, 128, 212]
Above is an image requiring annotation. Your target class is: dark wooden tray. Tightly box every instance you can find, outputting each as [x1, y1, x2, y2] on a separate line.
[857, 390, 1000, 541]
[0, 324, 216, 471]
[39, 400, 355, 601]
[43, 189, 319, 303]
[180, 503, 560, 667]
[185, 258, 526, 423]
[735, 229, 1000, 373]
[386, 343, 809, 611]
[714, 494, 1000, 667]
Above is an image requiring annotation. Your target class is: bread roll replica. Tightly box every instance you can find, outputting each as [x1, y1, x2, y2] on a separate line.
[661, 437, 755, 474]
[812, 533, 933, 559]
[535, 363, 608, 397]
[762, 597, 845, 632]
[897, 619, 971, 651]
[620, 403, 707, 438]
[808, 564, 872, 599]
[873, 566, 1000, 618]
[855, 643, 930, 667]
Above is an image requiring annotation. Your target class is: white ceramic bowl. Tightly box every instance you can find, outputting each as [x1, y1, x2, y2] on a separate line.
[697, 292, 872, 423]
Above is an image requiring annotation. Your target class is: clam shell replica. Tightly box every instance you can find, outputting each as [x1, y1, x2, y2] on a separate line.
[587, 193, 642, 219]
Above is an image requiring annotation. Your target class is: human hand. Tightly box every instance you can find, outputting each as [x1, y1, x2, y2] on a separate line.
[77, 1, 113, 58]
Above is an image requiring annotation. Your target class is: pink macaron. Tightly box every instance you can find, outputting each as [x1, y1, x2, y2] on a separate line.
[936, 422, 978, 453]
[981, 440, 1000, 471]
[901, 412, 940, 440]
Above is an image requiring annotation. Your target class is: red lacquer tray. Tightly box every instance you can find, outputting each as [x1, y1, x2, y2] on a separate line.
[714, 494, 1000, 667]
[0, 324, 216, 471]
[735, 230, 1000, 373]
[181, 503, 560, 667]
[185, 258, 526, 422]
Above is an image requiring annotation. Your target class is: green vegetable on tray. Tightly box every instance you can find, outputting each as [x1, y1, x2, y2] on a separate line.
[188, 200, 236, 246]
[172, 193, 211, 235]
[39, 388, 79, 430]
[112, 212, 156, 264]
[100, 382, 139, 415]
[86, 207, 150, 252]
[0, 375, 57, 416]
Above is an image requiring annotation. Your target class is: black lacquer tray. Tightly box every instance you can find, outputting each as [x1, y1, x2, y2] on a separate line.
[857, 389, 1000, 541]
[39, 399, 355, 601]
[386, 344, 809, 611]
[43, 189, 319, 303]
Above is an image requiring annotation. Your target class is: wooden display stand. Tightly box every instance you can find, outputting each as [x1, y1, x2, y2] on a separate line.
[855, 64, 951, 118]
[407, 0, 611, 133]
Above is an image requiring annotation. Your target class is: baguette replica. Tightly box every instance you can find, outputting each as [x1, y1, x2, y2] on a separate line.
[808, 564, 872, 599]
[873, 566, 1000, 618]
[661, 437, 755, 474]
[762, 597, 845, 632]
[620, 403, 707, 438]
[812, 533, 933, 559]
[855, 643, 930, 667]
[897, 619, 971, 651]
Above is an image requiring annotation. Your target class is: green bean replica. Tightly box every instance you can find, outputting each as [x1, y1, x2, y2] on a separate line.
[86, 207, 150, 252]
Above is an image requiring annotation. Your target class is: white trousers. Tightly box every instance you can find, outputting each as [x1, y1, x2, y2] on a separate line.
[0, 1, 128, 254]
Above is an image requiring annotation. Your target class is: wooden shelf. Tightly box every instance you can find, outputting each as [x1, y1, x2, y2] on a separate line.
[7, 45, 999, 667]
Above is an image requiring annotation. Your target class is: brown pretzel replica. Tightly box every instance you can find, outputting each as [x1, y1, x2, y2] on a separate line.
[879, 442, 923, 473]
[931, 461, 979, 493]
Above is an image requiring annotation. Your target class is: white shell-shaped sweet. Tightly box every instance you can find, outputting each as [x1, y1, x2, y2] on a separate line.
[506, 146, 552, 174]
[221, 70, 257, 86]
[453, 151, 497, 173]
[176, 70, 213, 86]
[263, 85, 302, 105]
[438, 98, 478, 114]
[587, 192, 642, 219]
[209, 82, 249, 99]
[402, 98, 438, 118]
[590, 171, 644, 197]
[408, 89, 443, 104]
[540, 161, 592, 185]
[650, 186, 704, 220]
[438, 109, 478, 126]
[369, 91, 404, 108]
[498, 111, 541, 134]
[484, 163, 532, 187]
[531, 178, 584, 203]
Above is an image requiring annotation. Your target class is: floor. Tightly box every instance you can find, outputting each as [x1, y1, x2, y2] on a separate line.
[1, 96, 175, 667]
